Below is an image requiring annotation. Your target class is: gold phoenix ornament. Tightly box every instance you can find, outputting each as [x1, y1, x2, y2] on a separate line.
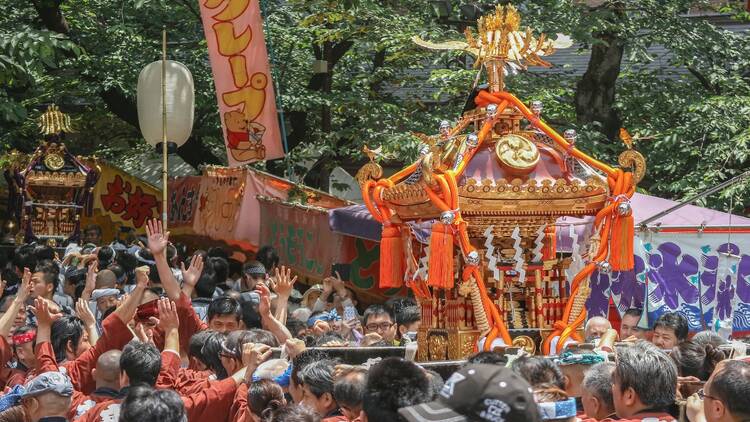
[38, 104, 74, 135]
[413, 5, 572, 91]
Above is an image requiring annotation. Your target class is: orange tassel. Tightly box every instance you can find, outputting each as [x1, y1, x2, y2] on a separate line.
[428, 223, 454, 289]
[609, 213, 634, 271]
[379, 225, 404, 288]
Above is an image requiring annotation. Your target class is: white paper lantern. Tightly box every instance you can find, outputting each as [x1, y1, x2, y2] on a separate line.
[137, 60, 194, 147]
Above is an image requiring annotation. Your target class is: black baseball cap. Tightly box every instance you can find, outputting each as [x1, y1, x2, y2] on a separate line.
[398, 364, 540, 422]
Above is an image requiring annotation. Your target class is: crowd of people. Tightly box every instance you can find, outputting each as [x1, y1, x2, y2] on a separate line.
[0, 219, 747, 422]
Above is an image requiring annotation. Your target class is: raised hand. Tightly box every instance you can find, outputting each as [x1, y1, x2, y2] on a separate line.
[284, 339, 306, 360]
[17, 268, 33, 303]
[331, 271, 348, 298]
[322, 276, 334, 296]
[241, 342, 272, 372]
[272, 266, 297, 299]
[76, 298, 96, 328]
[30, 298, 62, 328]
[135, 266, 150, 288]
[156, 298, 179, 332]
[180, 254, 204, 289]
[85, 260, 98, 293]
[134, 322, 155, 344]
[145, 218, 170, 256]
[312, 320, 332, 337]
[256, 282, 272, 318]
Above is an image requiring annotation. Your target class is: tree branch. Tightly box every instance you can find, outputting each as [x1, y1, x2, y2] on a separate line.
[172, 0, 202, 23]
[686, 66, 721, 95]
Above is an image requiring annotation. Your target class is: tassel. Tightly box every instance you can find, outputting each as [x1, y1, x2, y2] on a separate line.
[379, 225, 404, 288]
[609, 213, 634, 271]
[427, 222, 454, 289]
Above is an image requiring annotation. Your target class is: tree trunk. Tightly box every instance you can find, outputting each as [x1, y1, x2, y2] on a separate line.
[31, 0, 69, 34]
[575, 33, 624, 141]
[284, 41, 353, 155]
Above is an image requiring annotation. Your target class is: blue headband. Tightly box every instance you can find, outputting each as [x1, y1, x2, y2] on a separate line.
[252, 363, 293, 387]
[538, 398, 577, 420]
[306, 311, 341, 327]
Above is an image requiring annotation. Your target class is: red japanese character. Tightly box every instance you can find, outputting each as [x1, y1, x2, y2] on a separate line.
[122, 187, 158, 228]
[101, 175, 127, 214]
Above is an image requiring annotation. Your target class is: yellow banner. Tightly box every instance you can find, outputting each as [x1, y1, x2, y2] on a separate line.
[82, 163, 161, 241]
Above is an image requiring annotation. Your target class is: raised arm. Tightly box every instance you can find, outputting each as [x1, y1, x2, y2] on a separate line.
[0, 268, 31, 338]
[146, 218, 181, 301]
[80, 261, 98, 303]
[30, 298, 62, 373]
[114, 266, 148, 324]
[271, 266, 297, 325]
[257, 283, 291, 345]
[179, 254, 204, 299]
[76, 298, 99, 346]
[155, 298, 180, 354]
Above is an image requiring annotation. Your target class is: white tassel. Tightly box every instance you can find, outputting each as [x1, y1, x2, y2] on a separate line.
[531, 224, 546, 262]
[511, 226, 525, 283]
[483, 225, 499, 280]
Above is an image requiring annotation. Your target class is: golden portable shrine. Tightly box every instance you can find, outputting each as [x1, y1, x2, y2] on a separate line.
[357, 5, 645, 359]
[3, 105, 100, 246]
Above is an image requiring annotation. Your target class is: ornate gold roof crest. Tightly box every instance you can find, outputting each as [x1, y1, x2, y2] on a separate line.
[38, 104, 74, 136]
[413, 5, 573, 91]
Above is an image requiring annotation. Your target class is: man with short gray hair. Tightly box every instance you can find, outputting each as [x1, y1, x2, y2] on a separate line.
[581, 362, 616, 420]
[609, 341, 678, 421]
[584, 316, 611, 342]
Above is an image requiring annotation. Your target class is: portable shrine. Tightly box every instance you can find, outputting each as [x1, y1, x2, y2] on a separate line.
[357, 5, 645, 359]
[4, 105, 99, 246]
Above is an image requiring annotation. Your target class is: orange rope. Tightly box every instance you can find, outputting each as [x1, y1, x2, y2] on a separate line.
[475, 91, 616, 177]
[388, 162, 419, 185]
[362, 180, 385, 223]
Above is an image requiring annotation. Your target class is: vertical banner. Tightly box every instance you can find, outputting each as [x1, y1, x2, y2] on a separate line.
[192, 167, 246, 240]
[167, 176, 202, 233]
[198, 0, 284, 165]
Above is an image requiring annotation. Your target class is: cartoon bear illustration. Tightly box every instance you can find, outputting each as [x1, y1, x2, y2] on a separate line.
[224, 110, 266, 162]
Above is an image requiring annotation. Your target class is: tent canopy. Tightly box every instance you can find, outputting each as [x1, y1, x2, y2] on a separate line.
[329, 192, 750, 246]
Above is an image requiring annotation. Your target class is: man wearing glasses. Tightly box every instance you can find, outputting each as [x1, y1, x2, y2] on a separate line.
[362, 305, 397, 346]
[687, 360, 750, 422]
[606, 341, 678, 421]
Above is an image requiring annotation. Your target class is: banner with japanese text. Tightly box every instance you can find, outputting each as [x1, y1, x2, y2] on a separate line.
[586, 231, 750, 335]
[191, 167, 247, 241]
[198, 0, 284, 166]
[167, 176, 201, 234]
[83, 163, 161, 240]
[259, 198, 344, 280]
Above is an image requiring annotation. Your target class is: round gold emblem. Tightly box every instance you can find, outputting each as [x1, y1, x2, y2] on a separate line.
[495, 134, 539, 175]
[512, 335, 537, 354]
[44, 153, 65, 171]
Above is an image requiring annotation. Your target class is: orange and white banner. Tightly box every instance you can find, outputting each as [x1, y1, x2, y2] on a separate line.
[198, 0, 284, 166]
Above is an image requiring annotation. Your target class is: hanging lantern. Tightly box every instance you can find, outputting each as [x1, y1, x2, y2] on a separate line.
[137, 60, 195, 149]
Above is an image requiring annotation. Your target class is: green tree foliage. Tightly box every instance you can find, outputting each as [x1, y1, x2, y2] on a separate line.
[1, 0, 749, 213]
